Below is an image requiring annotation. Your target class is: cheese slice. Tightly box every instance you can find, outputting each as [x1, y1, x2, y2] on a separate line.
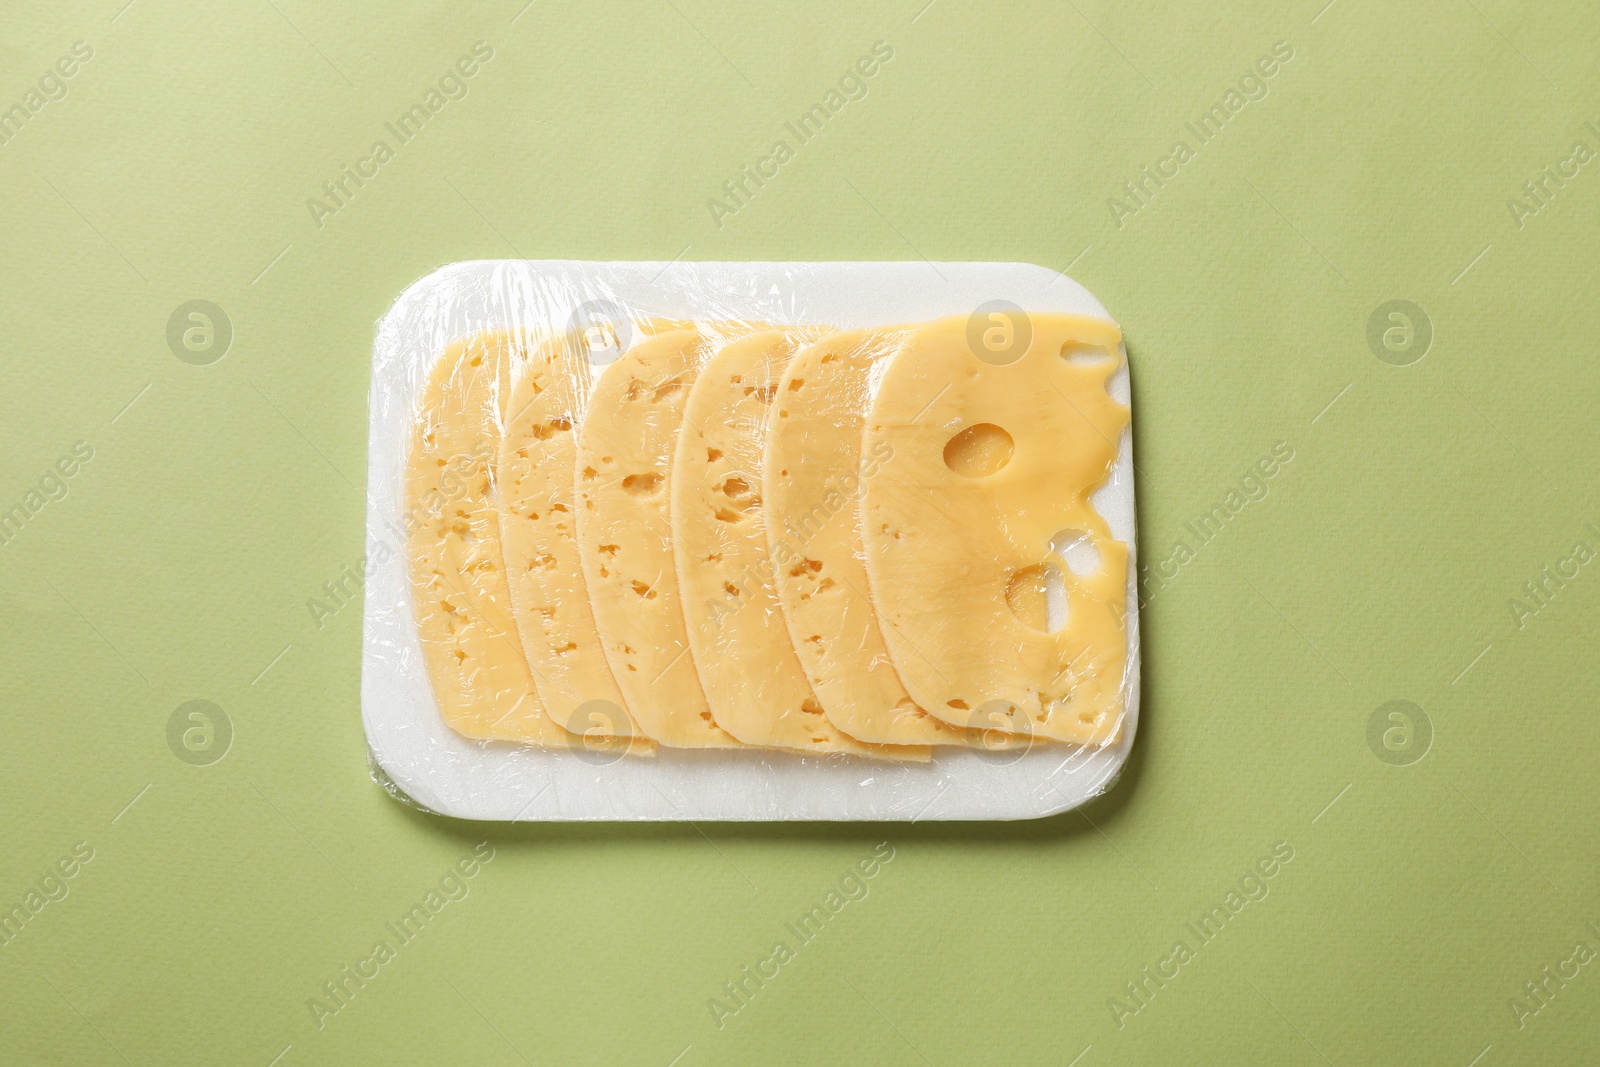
[406, 330, 566, 744]
[672, 328, 930, 760]
[764, 327, 1030, 749]
[496, 328, 656, 752]
[574, 328, 743, 748]
[860, 313, 1130, 745]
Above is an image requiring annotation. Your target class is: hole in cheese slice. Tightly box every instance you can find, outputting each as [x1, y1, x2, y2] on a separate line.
[407, 330, 571, 744]
[574, 328, 745, 748]
[861, 312, 1131, 745]
[673, 327, 930, 761]
[942, 422, 1015, 478]
[1051, 527, 1101, 577]
[1004, 562, 1067, 633]
[763, 327, 1031, 749]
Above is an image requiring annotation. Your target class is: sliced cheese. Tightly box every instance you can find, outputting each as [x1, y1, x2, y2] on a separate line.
[496, 328, 655, 752]
[673, 328, 930, 760]
[406, 330, 566, 744]
[764, 328, 1030, 749]
[574, 329, 743, 748]
[861, 313, 1130, 745]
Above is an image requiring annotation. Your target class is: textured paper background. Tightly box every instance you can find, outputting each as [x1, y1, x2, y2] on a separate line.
[1, 1, 1596, 1064]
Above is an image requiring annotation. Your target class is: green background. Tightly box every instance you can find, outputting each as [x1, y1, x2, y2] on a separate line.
[2, 0, 1597, 1063]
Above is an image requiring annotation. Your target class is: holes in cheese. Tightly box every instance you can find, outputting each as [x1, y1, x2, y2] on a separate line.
[621, 472, 662, 495]
[673, 328, 929, 760]
[574, 329, 744, 749]
[407, 330, 568, 744]
[1051, 527, 1101, 577]
[496, 328, 656, 752]
[763, 328, 1024, 750]
[861, 312, 1130, 745]
[1062, 341, 1113, 367]
[1004, 563, 1067, 633]
[942, 422, 1015, 478]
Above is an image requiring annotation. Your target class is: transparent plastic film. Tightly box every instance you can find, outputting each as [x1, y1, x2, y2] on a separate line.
[406, 328, 564, 745]
[669, 325, 932, 760]
[362, 262, 1140, 820]
[858, 313, 1131, 750]
[764, 326, 1026, 752]
[573, 323, 741, 752]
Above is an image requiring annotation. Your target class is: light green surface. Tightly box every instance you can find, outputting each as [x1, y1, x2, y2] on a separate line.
[2, 1, 1597, 1063]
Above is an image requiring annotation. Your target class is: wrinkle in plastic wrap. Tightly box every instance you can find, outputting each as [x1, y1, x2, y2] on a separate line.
[362, 261, 1141, 820]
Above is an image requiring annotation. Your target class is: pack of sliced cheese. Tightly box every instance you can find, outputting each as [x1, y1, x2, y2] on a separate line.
[363, 262, 1139, 820]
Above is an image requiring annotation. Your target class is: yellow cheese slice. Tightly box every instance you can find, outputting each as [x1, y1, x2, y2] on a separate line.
[496, 328, 657, 752]
[672, 328, 930, 760]
[860, 312, 1130, 745]
[573, 328, 744, 748]
[763, 327, 1030, 749]
[406, 330, 566, 744]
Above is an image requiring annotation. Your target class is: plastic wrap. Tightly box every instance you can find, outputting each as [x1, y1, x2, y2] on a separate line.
[362, 261, 1139, 820]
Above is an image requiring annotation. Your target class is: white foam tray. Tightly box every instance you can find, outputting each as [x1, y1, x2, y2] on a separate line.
[362, 261, 1139, 820]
